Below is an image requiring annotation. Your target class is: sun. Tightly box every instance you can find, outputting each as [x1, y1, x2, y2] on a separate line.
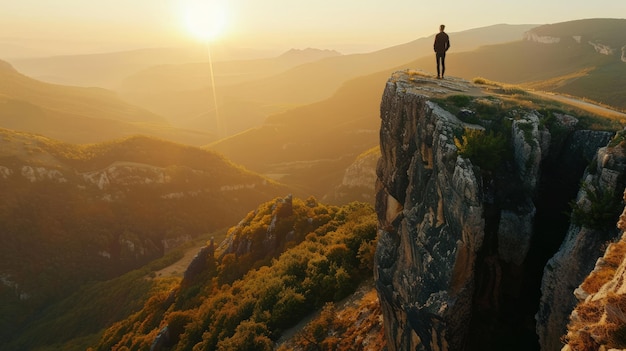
[181, 0, 229, 42]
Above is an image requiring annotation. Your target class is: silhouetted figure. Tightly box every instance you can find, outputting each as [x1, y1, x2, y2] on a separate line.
[434, 24, 450, 79]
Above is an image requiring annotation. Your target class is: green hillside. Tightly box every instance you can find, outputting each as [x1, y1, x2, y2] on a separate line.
[2, 197, 379, 351]
[93, 198, 377, 351]
[0, 130, 290, 347]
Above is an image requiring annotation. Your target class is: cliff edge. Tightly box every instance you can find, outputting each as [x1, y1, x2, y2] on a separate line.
[374, 70, 623, 350]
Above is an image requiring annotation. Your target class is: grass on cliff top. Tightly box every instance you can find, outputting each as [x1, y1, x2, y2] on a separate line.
[471, 77, 625, 130]
[580, 239, 626, 294]
[433, 78, 623, 179]
[433, 77, 626, 140]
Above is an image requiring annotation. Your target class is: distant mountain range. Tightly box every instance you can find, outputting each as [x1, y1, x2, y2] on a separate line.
[0, 60, 216, 144]
[5, 20, 623, 143]
[2, 19, 623, 203]
[4, 43, 281, 88]
[3, 25, 537, 139]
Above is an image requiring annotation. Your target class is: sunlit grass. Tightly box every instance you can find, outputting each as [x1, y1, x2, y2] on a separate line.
[469, 78, 626, 131]
[564, 238, 626, 350]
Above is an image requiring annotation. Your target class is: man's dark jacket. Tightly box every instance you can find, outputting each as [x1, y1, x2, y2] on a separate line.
[434, 32, 450, 53]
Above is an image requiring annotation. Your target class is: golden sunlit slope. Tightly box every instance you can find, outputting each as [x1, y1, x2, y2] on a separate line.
[208, 68, 389, 198]
[85, 200, 377, 351]
[411, 18, 626, 109]
[117, 48, 342, 134]
[226, 24, 536, 106]
[115, 24, 535, 135]
[0, 60, 163, 123]
[0, 60, 216, 144]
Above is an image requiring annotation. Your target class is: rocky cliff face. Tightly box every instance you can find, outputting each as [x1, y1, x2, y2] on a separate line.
[375, 73, 486, 351]
[324, 147, 379, 205]
[537, 139, 626, 350]
[374, 71, 622, 350]
[560, 188, 626, 350]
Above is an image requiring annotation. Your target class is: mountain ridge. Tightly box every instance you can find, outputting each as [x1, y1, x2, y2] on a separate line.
[0, 59, 217, 145]
[0, 129, 292, 347]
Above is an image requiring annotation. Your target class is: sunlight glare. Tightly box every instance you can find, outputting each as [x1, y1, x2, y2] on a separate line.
[182, 0, 229, 42]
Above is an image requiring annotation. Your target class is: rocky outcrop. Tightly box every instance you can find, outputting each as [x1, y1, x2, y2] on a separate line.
[375, 73, 488, 350]
[219, 194, 295, 260]
[182, 237, 216, 286]
[537, 139, 626, 351]
[588, 41, 615, 56]
[325, 147, 379, 205]
[560, 188, 626, 350]
[374, 71, 620, 350]
[524, 32, 561, 44]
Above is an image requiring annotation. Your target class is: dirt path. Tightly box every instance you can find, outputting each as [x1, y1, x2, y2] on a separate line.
[154, 244, 207, 278]
[530, 91, 626, 120]
[153, 231, 227, 279]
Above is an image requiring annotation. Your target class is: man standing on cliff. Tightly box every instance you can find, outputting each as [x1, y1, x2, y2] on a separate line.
[434, 24, 450, 79]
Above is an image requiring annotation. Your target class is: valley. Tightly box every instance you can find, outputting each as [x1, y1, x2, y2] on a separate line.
[0, 17, 625, 351]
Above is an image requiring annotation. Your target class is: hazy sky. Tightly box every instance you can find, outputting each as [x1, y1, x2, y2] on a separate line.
[1, 0, 624, 55]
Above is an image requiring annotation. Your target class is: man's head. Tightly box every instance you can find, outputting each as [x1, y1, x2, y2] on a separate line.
[440, 24, 445, 32]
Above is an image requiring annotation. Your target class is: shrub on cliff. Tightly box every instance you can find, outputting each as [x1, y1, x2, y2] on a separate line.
[570, 184, 624, 230]
[91, 199, 377, 351]
[454, 128, 508, 171]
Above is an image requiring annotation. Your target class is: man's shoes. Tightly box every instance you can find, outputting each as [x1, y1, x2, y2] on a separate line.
[436, 75, 441, 79]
